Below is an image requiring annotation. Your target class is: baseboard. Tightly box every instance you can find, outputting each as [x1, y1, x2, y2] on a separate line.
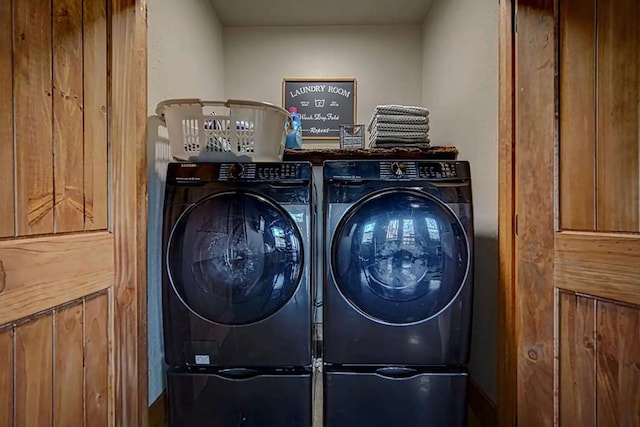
[468, 378, 497, 427]
[149, 390, 167, 427]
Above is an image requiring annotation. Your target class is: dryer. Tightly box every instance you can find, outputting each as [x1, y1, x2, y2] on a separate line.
[162, 161, 313, 427]
[323, 160, 473, 427]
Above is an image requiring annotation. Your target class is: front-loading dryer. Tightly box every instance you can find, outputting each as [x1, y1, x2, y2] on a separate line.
[162, 161, 313, 427]
[323, 160, 473, 427]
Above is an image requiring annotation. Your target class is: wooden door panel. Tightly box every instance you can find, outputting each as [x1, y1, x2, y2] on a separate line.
[53, 0, 86, 233]
[85, 292, 110, 427]
[596, 0, 640, 233]
[559, 292, 596, 427]
[555, 232, 640, 306]
[0, 327, 13, 427]
[0, 0, 145, 424]
[15, 314, 54, 427]
[14, 0, 55, 236]
[596, 301, 640, 426]
[54, 301, 84, 426]
[0, 232, 114, 325]
[1, 293, 111, 427]
[513, 0, 640, 425]
[0, 0, 14, 238]
[559, 293, 640, 426]
[83, 0, 108, 232]
[558, 0, 640, 233]
[559, 0, 596, 231]
[4, 0, 109, 237]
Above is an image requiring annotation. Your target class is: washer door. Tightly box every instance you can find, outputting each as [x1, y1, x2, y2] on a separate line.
[167, 191, 304, 325]
[331, 189, 469, 325]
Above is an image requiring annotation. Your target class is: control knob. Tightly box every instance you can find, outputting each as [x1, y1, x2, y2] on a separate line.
[229, 163, 244, 178]
[391, 162, 406, 177]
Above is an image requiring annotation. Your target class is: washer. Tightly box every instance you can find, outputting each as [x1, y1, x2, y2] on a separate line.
[323, 160, 473, 427]
[162, 161, 313, 427]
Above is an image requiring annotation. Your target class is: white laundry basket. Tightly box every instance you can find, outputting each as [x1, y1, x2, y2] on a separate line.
[156, 99, 292, 162]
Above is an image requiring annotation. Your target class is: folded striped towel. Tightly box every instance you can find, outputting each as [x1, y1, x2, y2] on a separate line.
[370, 130, 429, 140]
[368, 114, 429, 132]
[371, 122, 430, 133]
[370, 140, 431, 148]
[373, 105, 430, 117]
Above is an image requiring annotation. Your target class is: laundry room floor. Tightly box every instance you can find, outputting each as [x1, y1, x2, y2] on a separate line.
[313, 367, 322, 427]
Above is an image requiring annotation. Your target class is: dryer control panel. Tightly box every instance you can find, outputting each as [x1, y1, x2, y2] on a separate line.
[324, 160, 469, 181]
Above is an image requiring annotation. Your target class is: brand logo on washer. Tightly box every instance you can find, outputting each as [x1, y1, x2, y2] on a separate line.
[180, 163, 197, 168]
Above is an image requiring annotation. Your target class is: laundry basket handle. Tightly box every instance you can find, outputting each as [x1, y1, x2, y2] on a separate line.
[155, 99, 291, 119]
[155, 98, 227, 118]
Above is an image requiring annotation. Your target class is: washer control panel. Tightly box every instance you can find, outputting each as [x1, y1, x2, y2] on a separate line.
[323, 160, 468, 182]
[167, 162, 311, 184]
[218, 162, 310, 182]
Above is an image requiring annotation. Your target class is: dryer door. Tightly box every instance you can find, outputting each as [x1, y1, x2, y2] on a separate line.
[331, 189, 470, 325]
[167, 191, 304, 325]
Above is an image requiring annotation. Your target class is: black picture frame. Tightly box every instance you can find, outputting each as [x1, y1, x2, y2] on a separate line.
[282, 78, 357, 140]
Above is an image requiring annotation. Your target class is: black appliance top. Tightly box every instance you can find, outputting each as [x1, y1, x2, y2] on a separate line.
[323, 160, 470, 182]
[166, 162, 312, 185]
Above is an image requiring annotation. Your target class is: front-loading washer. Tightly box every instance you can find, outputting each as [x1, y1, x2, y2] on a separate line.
[162, 161, 313, 427]
[323, 160, 473, 427]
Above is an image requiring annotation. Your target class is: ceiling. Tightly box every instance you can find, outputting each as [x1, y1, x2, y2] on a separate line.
[209, 0, 435, 26]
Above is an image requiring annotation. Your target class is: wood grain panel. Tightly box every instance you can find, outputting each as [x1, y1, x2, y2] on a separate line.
[14, 0, 54, 236]
[15, 314, 53, 427]
[555, 232, 640, 306]
[559, 0, 596, 231]
[85, 292, 109, 427]
[596, 302, 620, 427]
[515, 1, 556, 425]
[54, 301, 84, 426]
[0, 0, 14, 238]
[498, 0, 516, 424]
[596, 301, 640, 426]
[111, 0, 149, 423]
[53, 0, 85, 233]
[83, 0, 108, 231]
[0, 232, 114, 325]
[616, 304, 640, 426]
[596, 0, 640, 232]
[0, 327, 13, 427]
[559, 292, 596, 426]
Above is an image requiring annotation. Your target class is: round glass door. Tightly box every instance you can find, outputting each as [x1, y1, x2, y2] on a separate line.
[331, 190, 469, 325]
[167, 191, 303, 325]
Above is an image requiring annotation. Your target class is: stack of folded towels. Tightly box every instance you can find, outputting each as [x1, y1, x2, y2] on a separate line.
[367, 105, 430, 148]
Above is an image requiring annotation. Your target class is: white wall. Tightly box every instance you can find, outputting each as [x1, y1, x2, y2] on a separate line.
[223, 25, 424, 148]
[422, 0, 498, 402]
[147, 0, 225, 405]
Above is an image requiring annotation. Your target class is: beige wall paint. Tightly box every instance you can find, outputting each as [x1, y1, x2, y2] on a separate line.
[147, 0, 225, 404]
[422, 0, 498, 402]
[223, 25, 424, 148]
[148, 0, 225, 111]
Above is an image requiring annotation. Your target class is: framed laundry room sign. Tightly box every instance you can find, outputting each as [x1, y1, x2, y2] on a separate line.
[283, 78, 357, 139]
